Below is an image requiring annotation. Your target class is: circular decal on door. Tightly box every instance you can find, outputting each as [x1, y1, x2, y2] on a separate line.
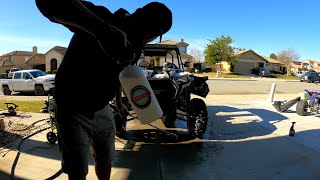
[130, 85, 151, 109]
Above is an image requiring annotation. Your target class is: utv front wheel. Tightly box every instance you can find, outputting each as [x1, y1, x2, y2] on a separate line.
[187, 98, 208, 138]
[296, 100, 308, 116]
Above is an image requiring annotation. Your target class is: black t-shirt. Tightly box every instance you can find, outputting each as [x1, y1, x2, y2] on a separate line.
[40, 1, 129, 112]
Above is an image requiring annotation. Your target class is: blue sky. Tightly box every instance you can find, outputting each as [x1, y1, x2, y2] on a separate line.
[1, 0, 320, 61]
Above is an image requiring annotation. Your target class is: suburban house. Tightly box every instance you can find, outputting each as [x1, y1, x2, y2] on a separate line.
[263, 56, 285, 74]
[137, 39, 193, 71]
[0, 46, 67, 74]
[0, 46, 40, 74]
[25, 52, 46, 72]
[218, 49, 268, 74]
[45, 46, 67, 72]
[290, 61, 302, 73]
[301, 59, 320, 72]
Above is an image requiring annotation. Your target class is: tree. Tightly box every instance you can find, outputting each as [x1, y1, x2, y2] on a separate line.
[270, 53, 278, 60]
[189, 48, 203, 63]
[204, 35, 237, 67]
[277, 48, 300, 76]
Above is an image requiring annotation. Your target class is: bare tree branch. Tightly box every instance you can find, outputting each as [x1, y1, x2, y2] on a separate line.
[190, 48, 203, 63]
[277, 48, 300, 76]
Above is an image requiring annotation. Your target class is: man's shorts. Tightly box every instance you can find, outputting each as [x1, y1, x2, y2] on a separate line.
[55, 104, 115, 177]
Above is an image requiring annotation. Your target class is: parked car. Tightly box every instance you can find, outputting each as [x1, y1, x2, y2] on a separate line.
[0, 69, 55, 96]
[300, 71, 320, 83]
[8, 67, 22, 78]
[250, 67, 272, 77]
[292, 71, 305, 77]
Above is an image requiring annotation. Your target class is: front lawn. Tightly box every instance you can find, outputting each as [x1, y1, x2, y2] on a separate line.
[272, 74, 300, 80]
[192, 72, 249, 79]
[0, 100, 45, 113]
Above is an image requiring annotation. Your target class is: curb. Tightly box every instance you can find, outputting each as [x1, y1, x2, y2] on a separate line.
[208, 78, 299, 82]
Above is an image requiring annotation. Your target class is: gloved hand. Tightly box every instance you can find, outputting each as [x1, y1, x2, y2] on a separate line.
[96, 24, 134, 65]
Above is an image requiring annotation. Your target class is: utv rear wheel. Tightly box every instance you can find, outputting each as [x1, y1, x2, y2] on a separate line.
[187, 98, 208, 138]
[296, 100, 308, 116]
[2, 86, 11, 95]
[35, 85, 45, 96]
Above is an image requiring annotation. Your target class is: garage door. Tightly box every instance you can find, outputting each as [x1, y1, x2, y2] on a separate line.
[234, 62, 256, 74]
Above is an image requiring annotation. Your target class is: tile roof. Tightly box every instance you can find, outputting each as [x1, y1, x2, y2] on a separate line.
[262, 56, 284, 64]
[25, 53, 45, 64]
[157, 39, 189, 46]
[52, 46, 68, 55]
[303, 59, 318, 63]
[1, 51, 34, 57]
[292, 61, 302, 65]
[233, 49, 251, 56]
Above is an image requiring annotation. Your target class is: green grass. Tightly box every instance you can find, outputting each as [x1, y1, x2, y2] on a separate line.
[193, 72, 248, 79]
[0, 100, 45, 113]
[272, 74, 300, 80]
[220, 72, 249, 78]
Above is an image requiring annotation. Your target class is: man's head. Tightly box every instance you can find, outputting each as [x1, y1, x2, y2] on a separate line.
[131, 2, 172, 43]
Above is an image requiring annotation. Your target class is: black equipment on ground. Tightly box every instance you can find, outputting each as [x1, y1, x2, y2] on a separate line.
[0, 103, 18, 116]
[272, 97, 301, 112]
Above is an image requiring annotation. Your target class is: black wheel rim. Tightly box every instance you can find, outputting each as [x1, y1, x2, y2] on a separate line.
[47, 132, 57, 144]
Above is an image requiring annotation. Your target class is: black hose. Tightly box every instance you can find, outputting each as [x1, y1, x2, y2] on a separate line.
[9, 118, 50, 132]
[10, 122, 62, 180]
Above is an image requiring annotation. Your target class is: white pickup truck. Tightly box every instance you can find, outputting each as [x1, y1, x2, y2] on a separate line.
[0, 69, 55, 96]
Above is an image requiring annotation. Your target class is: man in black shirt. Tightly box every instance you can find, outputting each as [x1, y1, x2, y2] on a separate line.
[35, 0, 172, 179]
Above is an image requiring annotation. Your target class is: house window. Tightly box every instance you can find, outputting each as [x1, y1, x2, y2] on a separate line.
[9, 56, 13, 62]
[178, 46, 186, 53]
[25, 56, 29, 62]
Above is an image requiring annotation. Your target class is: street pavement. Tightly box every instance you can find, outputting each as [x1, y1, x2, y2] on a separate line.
[1, 93, 320, 179]
[207, 78, 319, 95]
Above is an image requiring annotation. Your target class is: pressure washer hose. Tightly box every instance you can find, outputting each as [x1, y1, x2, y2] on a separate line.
[10, 119, 62, 180]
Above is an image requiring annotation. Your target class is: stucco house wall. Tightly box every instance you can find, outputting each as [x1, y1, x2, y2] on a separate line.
[46, 51, 63, 72]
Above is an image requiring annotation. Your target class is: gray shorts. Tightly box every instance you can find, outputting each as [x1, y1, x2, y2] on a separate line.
[55, 104, 115, 177]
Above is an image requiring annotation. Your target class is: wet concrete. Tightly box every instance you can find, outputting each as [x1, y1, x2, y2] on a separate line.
[1, 94, 320, 179]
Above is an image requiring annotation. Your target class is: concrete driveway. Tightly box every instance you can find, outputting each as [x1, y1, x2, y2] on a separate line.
[1, 94, 320, 179]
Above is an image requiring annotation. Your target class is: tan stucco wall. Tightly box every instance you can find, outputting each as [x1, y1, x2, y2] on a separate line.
[0, 66, 14, 74]
[1, 55, 31, 70]
[220, 61, 231, 72]
[46, 51, 63, 71]
[27, 55, 45, 65]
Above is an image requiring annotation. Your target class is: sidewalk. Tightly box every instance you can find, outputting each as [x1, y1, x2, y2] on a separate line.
[1, 94, 320, 179]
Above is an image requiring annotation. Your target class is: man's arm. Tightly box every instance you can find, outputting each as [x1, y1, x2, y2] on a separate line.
[115, 85, 128, 117]
[36, 0, 132, 63]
